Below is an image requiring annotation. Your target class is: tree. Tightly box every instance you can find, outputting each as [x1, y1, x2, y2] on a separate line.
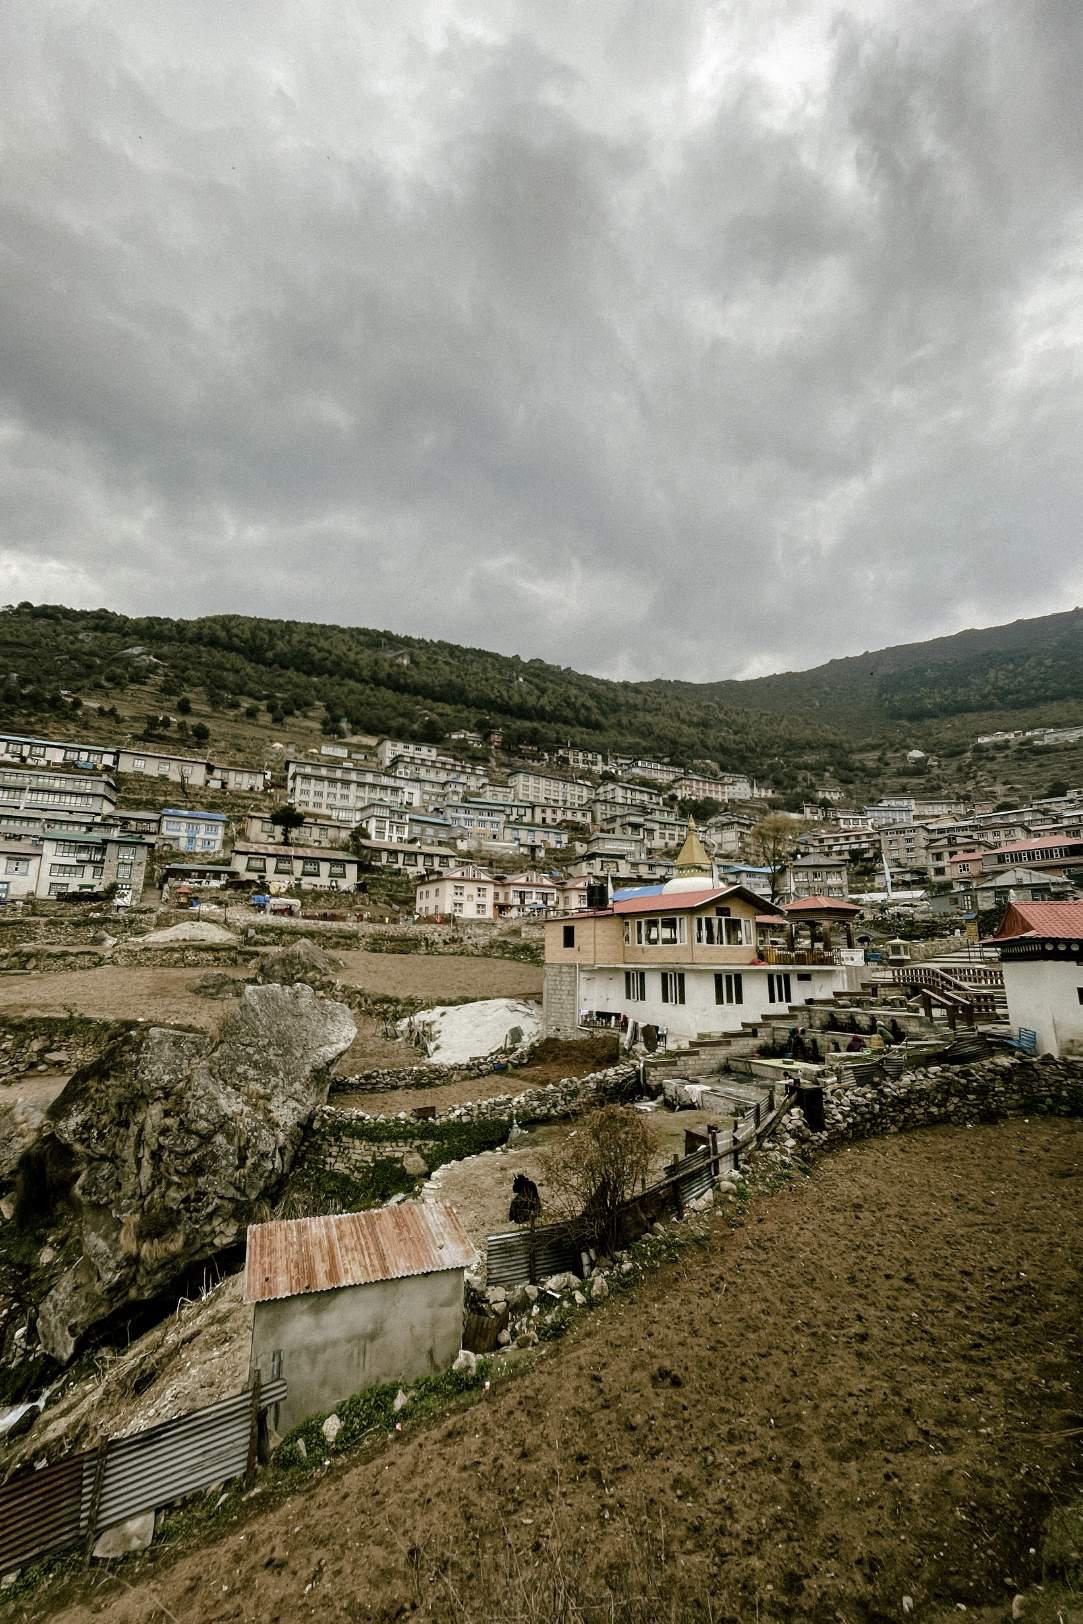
[1046, 779, 1069, 799]
[750, 812, 801, 902]
[177, 696, 192, 714]
[540, 1106, 653, 1255]
[268, 805, 305, 845]
[191, 721, 210, 743]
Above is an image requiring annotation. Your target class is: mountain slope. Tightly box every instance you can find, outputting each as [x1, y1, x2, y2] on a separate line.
[1, 605, 1080, 787]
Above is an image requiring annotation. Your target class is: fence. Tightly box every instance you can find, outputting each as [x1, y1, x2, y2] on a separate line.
[484, 1087, 796, 1287]
[0, 1375, 286, 1578]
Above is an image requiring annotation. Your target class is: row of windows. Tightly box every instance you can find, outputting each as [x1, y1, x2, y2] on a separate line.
[619, 970, 794, 1007]
[245, 857, 348, 877]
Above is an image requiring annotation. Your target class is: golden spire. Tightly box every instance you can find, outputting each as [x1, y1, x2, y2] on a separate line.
[675, 815, 711, 875]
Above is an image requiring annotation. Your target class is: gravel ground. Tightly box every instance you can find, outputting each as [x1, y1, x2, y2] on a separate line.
[33, 1117, 1083, 1624]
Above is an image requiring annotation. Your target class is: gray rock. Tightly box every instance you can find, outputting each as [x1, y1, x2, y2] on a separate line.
[452, 1348, 477, 1375]
[401, 1150, 428, 1177]
[257, 938, 343, 986]
[321, 1413, 342, 1444]
[30, 984, 356, 1361]
[590, 1275, 609, 1302]
[0, 1099, 44, 1182]
[393, 1388, 409, 1413]
[92, 1511, 155, 1560]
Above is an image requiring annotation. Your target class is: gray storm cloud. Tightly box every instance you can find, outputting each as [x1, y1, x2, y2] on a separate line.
[0, 0, 1080, 679]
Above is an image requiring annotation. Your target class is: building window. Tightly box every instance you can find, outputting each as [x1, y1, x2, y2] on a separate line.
[659, 916, 687, 945]
[660, 971, 685, 1005]
[563, 924, 575, 948]
[767, 972, 792, 1005]
[715, 972, 743, 1005]
[48, 882, 69, 895]
[274, 857, 292, 874]
[301, 859, 320, 877]
[246, 857, 266, 873]
[624, 970, 646, 1000]
[328, 862, 346, 878]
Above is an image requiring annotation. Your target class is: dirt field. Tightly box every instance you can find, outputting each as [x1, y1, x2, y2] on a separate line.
[0, 955, 541, 1049]
[30, 1117, 1082, 1624]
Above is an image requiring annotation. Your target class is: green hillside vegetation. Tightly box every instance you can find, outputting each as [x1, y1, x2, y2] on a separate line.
[1, 603, 1080, 807]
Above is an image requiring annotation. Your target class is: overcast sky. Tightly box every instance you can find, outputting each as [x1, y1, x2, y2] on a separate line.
[1, 2, 1081, 682]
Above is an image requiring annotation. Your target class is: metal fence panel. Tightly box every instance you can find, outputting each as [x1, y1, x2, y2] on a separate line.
[0, 1451, 93, 1575]
[486, 1222, 579, 1287]
[0, 1377, 287, 1574]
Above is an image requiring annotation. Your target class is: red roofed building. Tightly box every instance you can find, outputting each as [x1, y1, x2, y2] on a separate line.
[988, 901, 1083, 1057]
[542, 824, 866, 1042]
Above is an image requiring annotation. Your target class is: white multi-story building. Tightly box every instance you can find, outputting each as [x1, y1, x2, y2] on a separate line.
[415, 870, 495, 919]
[38, 828, 152, 903]
[0, 768, 117, 821]
[230, 841, 362, 891]
[672, 773, 753, 804]
[286, 758, 419, 821]
[0, 844, 41, 900]
[375, 739, 439, 769]
[351, 802, 410, 843]
[507, 770, 592, 808]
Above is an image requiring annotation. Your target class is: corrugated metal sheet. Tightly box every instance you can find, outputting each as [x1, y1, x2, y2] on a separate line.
[0, 1377, 286, 1575]
[0, 1450, 93, 1575]
[485, 1222, 580, 1288]
[245, 1202, 478, 1304]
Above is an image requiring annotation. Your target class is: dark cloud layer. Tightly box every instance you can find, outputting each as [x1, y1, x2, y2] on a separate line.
[1, 1, 1080, 679]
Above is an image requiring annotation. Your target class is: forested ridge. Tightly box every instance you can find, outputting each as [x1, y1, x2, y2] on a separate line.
[1, 603, 1081, 775]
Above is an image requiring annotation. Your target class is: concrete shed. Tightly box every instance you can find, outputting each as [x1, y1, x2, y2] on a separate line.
[245, 1203, 478, 1433]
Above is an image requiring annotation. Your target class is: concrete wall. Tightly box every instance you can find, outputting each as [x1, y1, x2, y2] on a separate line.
[250, 1267, 465, 1432]
[1002, 958, 1083, 1057]
[576, 963, 846, 1043]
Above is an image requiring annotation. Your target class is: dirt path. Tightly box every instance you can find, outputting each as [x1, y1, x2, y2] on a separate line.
[29, 1118, 1082, 1624]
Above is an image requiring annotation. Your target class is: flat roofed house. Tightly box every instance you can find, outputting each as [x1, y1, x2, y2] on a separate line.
[245, 1203, 477, 1433]
[990, 901, 1083, 1058]
[158, 809, 227, 853]
[0, 767, 117, 821]
[114, 747, 210, 786]
[37, 828, 152, 903]
[0, 843, 41, 900]
[230, 841, 361, 891]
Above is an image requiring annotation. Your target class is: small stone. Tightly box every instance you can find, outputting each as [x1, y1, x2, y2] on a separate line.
[497, 1328, 511, 1346]
[295, 1437, 307, 1460]
[38, 1245, 57, 1267]
[1011, 1597, 1025, 1620]
[573, 1291, 587, 1307]
[393, 1389, 409, 1413]
[452, 1348, 477, 1376]
[590, 1276, 609, 1302]
[902, 1597, 914, 1615]
[92, 1511, 155, 1560]
[321, 1414, 342, 1444]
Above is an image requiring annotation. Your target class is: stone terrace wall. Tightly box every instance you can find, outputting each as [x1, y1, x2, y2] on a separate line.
[329, 1048, 535, 1095]
[300, 1062, 641, 1181]
[759, 1055, 1083, 1172]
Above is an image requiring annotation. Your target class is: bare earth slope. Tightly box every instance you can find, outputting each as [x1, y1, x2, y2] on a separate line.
[36, 1119, 1083, 1624]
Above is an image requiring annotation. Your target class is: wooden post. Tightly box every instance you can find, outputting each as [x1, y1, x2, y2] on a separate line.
[707, 1125, 719, 1183]
[84, 1439, 109, 1558]
[245, 1371, 262, 1487]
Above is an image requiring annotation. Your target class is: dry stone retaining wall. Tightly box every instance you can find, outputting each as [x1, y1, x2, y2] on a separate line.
[301, 1063, 641, 1180]
[756, 1055, 1083, 1174]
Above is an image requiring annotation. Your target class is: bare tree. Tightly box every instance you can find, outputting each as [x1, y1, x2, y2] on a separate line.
[750, 812, 801, 903]
[540, 1106, 653, 1255]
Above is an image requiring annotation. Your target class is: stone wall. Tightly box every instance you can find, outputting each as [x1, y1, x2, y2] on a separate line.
[330, 1047, 535, 1095]
[300, 1062, 641, 1181]
[756, 1054, 1083, 1174]
[543, 963, 579, 1040]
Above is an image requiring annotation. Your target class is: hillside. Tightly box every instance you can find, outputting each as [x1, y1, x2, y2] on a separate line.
[1, 604, 1081, 802]
[676, 606, 1083, 729]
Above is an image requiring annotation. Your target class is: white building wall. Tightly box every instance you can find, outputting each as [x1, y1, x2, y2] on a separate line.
[1002, 958, 1083, 1057]
[576, 963, 846, 1042]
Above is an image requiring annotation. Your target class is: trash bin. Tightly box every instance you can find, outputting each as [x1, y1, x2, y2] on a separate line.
[796, 1083, 825, 1133]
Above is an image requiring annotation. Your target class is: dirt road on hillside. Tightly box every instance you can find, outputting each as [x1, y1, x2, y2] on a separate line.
[24, 1118, 1082, 1624]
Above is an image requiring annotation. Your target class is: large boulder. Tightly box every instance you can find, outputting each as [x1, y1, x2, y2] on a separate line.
[257, 938, 344, 987]
[20, 984, 355, 1362]
[0, 1099, 45, 1183]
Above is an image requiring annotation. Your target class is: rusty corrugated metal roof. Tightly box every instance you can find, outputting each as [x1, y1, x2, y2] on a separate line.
[990, 900, 1083, 941]
[244, 1202, 478, 1305]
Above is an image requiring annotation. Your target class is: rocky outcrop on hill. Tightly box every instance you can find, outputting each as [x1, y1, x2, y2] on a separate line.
[15, 984, 355, 1362]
